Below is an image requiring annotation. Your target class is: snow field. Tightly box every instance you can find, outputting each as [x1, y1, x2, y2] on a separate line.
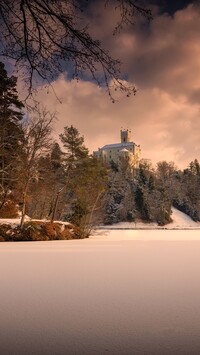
[1, 208, 200, 354]
[1, 232, 200, 354]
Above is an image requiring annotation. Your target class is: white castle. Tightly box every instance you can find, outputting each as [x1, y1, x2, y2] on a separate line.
[93, 129, 141, 168]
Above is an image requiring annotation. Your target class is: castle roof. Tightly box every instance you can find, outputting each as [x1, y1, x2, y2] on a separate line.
[101, 142, 134, 150]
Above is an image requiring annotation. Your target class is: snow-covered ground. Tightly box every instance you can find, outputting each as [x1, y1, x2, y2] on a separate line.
[0, 216, 70, 226]
[98, 207, 200, 230]
[169, 207, 200, 228]
[1, 210, 200, 354]
[1, 231, 200, 354]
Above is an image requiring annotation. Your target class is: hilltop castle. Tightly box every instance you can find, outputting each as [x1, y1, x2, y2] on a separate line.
[93, 129, 141, 168]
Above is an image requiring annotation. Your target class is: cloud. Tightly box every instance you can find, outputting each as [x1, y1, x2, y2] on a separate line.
[33, 2, 200, 169]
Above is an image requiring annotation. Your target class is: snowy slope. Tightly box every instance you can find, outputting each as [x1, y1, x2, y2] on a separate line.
[169, 207, 200, 228]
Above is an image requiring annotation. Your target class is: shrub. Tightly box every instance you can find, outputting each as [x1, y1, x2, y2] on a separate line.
[0, 220, 84, 241]
[0, 200, 19, 218]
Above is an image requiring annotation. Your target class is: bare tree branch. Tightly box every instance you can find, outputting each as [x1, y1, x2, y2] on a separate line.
[0, 0, 151, 101]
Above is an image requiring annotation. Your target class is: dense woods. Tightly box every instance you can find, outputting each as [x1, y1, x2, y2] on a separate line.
[0, 61, 200, 240]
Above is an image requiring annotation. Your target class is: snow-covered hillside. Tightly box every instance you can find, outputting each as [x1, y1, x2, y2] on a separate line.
[170, 207, 200, 228]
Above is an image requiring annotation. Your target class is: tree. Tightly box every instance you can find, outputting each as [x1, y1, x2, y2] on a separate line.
[104, 166, 135, 225]
[59, 125, 108, 235]
[60, 125, 88, 168]
[0, 0, 151, 100]
[65, 156, 108, 236]
[18, 106, 55, 228]
[50, 142, 64, 171]
[187, 159, 200, 176]
[172, 160, 200, 221]
[156, 161, 176, 181]
[27, 145, 65, 220]
[0, 61, 24, 214]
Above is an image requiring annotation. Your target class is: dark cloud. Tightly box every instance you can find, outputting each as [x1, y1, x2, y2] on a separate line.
[147, 0, 196, 14]
[33, 2, 200, 169]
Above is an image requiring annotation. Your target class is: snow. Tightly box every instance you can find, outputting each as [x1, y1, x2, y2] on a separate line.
[91, 229, 200, 241]
[0, 215, 31, 226]
[170, 207, 200, 228]
[1, 233, 200, 354]
[0, 217, 70, 226]
[98, 207, 200, 230]
[1, 209, 200, 353]
[101, 142, 134, 149]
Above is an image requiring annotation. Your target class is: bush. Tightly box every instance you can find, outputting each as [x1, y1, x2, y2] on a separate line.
[127, 210, 135, 222]
[0, 221, 83, 241]
[0, 200, 19, 218]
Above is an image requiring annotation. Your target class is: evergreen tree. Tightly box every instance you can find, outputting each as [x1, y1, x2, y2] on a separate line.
[194, 159, 200, 176]
[172, 160, 200, 221]
[188, 159, 200, 176]
[0, 62, 24, 214]
[50, 142, 64, 170]
[135, 186, 151, 221]
[59, 125, 88, 168]
[104, 168, 135, 225]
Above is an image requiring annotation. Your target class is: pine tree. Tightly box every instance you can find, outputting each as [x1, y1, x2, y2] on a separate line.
[50, 142, 63, 170]
[0, 62, 24, 214]
[104, 169, 135, 225]
[59, 126, 88, 168]
[194, 159, 200, 176]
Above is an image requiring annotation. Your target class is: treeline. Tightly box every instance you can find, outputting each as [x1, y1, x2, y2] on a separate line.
[106, 159, 200, 226]
[1, 61, 200, 239]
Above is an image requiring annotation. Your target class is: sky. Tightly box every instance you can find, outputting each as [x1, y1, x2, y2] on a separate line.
[28, 0, 200, 169]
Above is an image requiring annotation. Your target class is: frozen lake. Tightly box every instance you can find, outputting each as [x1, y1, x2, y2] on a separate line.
[1, 230, 200, 354]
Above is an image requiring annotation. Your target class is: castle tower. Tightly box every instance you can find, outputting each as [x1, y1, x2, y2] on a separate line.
[120, 129, 131, 143]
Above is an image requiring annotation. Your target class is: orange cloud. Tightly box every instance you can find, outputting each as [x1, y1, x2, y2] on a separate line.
[31, 3, 200, 169]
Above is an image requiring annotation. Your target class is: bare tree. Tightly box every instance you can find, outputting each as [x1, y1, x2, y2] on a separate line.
[18, 106, 55, 228]
[0, 0, 151, 100]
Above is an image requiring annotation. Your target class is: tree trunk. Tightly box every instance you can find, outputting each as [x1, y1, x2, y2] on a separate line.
[50, 187, 64, 223]
[20, 181, 29, 229]
[81, 191, 102, 237]
[50, 192, 59, 224]
[0, 188, 8, 212]
[20, 192, 27, 229]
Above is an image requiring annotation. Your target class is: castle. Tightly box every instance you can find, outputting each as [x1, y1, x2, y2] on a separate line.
[93, 129, 141, 168]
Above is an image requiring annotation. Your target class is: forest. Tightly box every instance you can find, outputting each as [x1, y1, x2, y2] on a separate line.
[1, 62, 200, 241]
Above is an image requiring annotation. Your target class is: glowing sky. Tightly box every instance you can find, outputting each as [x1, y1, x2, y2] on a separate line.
[30, 0, 200, 169]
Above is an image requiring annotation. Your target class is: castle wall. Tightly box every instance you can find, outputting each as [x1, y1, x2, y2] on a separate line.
[93, 130, 141, 169]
